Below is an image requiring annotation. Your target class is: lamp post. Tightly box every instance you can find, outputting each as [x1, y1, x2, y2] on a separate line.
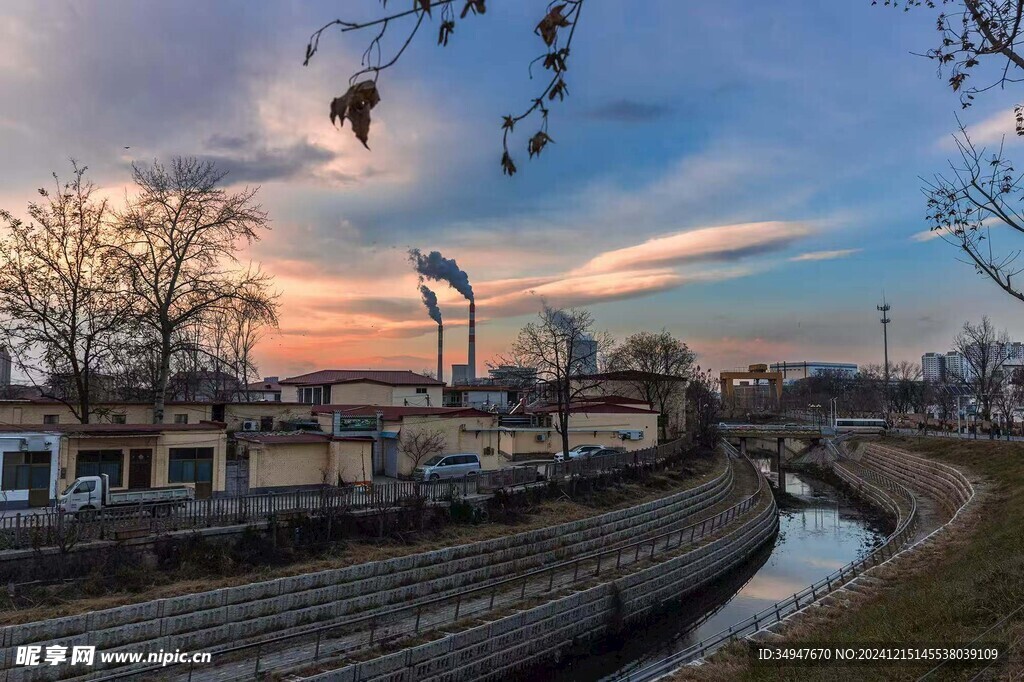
[878, 298, 891, 419]
[829, 397, 839, 428]
[808, 403, 822, 427]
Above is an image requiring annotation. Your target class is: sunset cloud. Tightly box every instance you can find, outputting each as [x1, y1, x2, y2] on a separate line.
[788, 248, 861, 262]
[577, 221, 812, 274]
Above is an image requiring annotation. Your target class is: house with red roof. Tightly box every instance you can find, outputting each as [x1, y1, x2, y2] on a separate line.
[279, 370, 444, 408]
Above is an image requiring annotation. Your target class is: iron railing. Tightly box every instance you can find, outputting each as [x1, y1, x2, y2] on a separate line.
[0, 442, 688, 551]
[83, 452, 760, 681]
[619, 453, 920, 682]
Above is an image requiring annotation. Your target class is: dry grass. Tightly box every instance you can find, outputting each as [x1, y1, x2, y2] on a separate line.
[675, 436, 1024, 682]
[0, 453, 723, 625]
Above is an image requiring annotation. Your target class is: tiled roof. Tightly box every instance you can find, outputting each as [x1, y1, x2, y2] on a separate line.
[309, 404, 491, 420]
[279, 370, 444, 387]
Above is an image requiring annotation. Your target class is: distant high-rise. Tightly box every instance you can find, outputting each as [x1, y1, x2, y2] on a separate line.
[921, 352, 945, 382]
[571, 335, 599, 375]
[0, 346, 10, 387]
[944, 351, 972, 383]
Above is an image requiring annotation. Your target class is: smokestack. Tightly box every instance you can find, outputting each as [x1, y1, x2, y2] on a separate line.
[468, 301, 476, 382]
[437, 323, 444, 384]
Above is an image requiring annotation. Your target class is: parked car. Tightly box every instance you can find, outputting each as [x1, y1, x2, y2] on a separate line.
[413, 453, 482, 481]
[553, 444, 603, 463]
[588, 447, 626, 458]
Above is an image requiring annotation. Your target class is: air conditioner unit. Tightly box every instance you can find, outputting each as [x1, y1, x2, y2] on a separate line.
[619, 430, 644, 441]
[535, 433, 548, 443]
[241, 420, 260, 432]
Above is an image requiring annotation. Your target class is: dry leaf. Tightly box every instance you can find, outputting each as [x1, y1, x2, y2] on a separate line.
[461, 0, 486, 18]
[501, 151, 517, 176]
[330, 80, 381, 149]
[528, 131, 554, 158]
[536, 4, 570, 46]
[438, 20, 455, 46]
[417, 0, 432, 15]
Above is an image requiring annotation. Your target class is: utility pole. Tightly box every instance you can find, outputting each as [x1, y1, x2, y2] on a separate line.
[877, 297, 891, 419]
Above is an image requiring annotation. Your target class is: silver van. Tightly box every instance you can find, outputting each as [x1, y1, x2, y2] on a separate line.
[413, 453, 482, 481]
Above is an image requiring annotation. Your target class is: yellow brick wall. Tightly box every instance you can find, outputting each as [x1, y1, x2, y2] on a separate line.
[60, 430, 227, 493]
[222, 403, 312, 432]
[0, 402, 214, 426]
[249, 442, 331, 489]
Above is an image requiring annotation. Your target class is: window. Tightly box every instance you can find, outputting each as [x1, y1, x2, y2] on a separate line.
[173, 413, 189, 424]
[1, 452, 50, 490]
[42, 414, 59, 425]
[260, 416, 274, 431]
[168, 447, 214, 484]
[76, 450, 124, 486]
[111, 414, 127, 424]
[415, 387, 428, 394]
[299, 386, 324, 405]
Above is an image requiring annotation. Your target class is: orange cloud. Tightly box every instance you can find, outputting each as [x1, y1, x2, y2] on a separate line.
[577, 221, 811, 274]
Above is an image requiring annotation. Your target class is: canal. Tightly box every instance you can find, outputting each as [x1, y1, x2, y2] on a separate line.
[545, 459, 892, 681]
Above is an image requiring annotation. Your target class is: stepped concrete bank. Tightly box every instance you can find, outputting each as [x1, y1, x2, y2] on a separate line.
[298, 456, 776, 682]
[2, 449, 744, 681]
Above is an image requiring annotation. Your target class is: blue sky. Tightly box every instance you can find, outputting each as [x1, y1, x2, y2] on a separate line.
[3, 0, 1024, 378]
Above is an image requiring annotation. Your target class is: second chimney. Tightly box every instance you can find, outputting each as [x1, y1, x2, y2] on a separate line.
[467, 301, 476, 382]
[437, 323, 444, 384]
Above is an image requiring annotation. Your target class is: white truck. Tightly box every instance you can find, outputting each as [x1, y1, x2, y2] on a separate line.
[58, 474, 194, 514]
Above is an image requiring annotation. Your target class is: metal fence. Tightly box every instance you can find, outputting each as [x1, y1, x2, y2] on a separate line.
[620, 446, 921, 682]
[88, 449, 761, 681]
[0, 442, 686, 551]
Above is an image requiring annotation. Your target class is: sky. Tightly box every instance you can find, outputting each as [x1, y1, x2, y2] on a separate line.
[4, 0, 1024, 381]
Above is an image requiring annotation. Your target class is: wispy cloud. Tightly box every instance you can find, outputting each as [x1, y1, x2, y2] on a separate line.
[788, 248, 861, 262]
[937, 108, 1021, 149]
[911, 229, 941, 242]
[578, 221, 813, 274]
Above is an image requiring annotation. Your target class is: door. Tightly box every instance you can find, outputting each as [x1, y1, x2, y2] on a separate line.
[225, 458, 249, 496]
[128, 449, 152, 489]
[25, 452, 51, 507]
[384, 440, 399, 478]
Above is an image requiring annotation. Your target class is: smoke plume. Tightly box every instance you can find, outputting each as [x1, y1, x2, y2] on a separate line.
[419, 284, 443, 324]
[409, 249, 474, 301]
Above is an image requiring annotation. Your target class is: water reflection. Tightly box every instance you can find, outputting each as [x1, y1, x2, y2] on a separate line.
[545, 466, 888, 682]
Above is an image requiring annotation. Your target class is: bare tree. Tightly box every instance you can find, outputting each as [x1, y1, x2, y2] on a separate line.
[884, 1, 1024, 111]
[951, 316, 1010, 419]
[117, 158, 279, 423]
[0, 163, 134, 422]
[499, 304, 609, 459]
[605, 330, 695, 440]
[304, 1, 585, 175]
[992, 366, 1024, 437]
[398, 428, 447, 471]
[686, 367, 720, 449]
[923, 128, 1024, 302]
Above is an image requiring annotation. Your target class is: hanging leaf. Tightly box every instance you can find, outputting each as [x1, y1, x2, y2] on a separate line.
[528, 131, 554, 158]
[438, 20, 455, 46]
[549, 78, 568, 101]
[416, 0, 432, 15]
[501, 151, 517, 176]
[501, 115, 516, 132]
[536, 4, 570, 47]
[330, 80, 381, 148]
[461, 0, 486, 18]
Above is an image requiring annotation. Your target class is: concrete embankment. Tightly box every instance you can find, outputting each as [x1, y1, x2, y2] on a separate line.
[291, 457, 776, 682]
[2, 451, 745, 681]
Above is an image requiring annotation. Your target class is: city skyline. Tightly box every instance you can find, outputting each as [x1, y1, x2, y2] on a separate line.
[5, 1, 1024, 379]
